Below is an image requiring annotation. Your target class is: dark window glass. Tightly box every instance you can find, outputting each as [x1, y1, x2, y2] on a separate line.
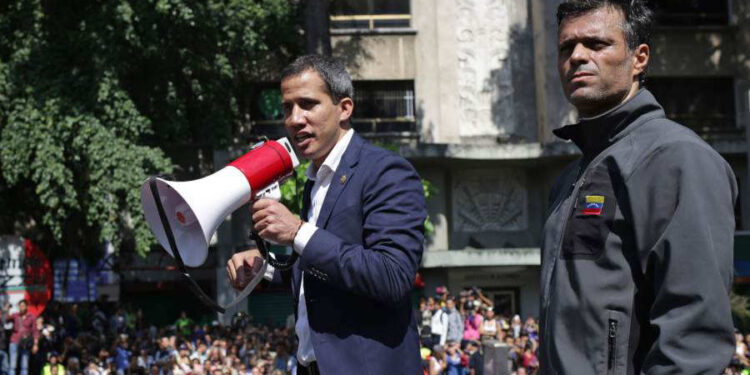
[352, 80, 417, 136]
[646, 0, 729, 26]
[647, 77, 739, 138]
[353, 80, 415, 119]
[330, 0, 409, 16]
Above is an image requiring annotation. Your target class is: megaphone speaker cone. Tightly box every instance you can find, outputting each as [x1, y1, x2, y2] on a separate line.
[140, 167, 252, 267]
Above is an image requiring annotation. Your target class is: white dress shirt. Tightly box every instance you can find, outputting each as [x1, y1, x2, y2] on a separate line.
[293, 128, 354, 366]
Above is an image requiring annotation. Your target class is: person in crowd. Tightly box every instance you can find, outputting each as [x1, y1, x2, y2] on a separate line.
[444, 298, 464, 345]
[430, 300, 447, 346]
[509, 315, 522, 339]
[465, 341, 483, 375]
[540, 0, 737, 373]
[444, 341, 463, 375]
[174, 314, 193, 338]
[113, 337, 130, 375]
[462, 304, 482, 345]
[479, 308, 498, 342]
[3, 300, 37, 375]
[66, 356, 80, 375]
[522, 317, 538, 342]
[428, 345, 447, 375]
[42, 352, 64, 375]
[29, 317, 53, 375]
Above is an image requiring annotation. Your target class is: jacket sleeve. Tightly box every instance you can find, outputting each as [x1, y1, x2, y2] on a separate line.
[627, 141, 737, 374]
[298, 153, 427, 305]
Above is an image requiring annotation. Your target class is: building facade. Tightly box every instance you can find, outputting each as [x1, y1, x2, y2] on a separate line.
[213, 0, 750, 322]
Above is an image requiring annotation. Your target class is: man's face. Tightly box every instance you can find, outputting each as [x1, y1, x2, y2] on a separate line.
[281, 70, 352, 168]
[18, 301, 27, 314]
[558, 6, 644, 117]
[446, 299, 455, 310]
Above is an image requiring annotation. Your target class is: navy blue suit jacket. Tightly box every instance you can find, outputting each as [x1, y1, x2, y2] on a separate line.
[288, 133, 426, 374]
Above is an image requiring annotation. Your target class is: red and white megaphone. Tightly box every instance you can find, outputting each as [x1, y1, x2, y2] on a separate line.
[139, 138, 299, 313]
[140, 137, 299, 268]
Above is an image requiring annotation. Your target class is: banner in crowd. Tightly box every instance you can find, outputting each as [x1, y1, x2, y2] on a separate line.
[0, 235, 53, 315]
[53, 258, 115, 302]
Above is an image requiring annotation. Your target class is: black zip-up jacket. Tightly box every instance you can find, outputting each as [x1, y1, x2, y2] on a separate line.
[539, 89, 737, 374]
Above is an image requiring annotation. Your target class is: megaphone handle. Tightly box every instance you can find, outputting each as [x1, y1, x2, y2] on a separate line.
[149, 177, 262, 314]
[252, 232, 298, 271]
[222, 260, 268, 311]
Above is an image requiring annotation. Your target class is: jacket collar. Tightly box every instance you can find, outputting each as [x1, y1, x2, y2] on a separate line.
[300, 131, 363, 226]
[553, 89, 665, 156]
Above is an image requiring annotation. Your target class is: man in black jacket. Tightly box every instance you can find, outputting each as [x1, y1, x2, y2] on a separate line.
[540, 0, 737, 373]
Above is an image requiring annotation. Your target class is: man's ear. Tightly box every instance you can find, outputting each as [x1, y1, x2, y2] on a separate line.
[632, 43, 650, 79]
[339, 97, 354, 123]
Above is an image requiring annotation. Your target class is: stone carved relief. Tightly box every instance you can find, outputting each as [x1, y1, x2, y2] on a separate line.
[455, 0, 516, 138]
[452, 169, 527, 232]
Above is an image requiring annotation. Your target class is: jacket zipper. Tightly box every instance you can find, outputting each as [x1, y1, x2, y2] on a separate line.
[608, 319, 618, 372]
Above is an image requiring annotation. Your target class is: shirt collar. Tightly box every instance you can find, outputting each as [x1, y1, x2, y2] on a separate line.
[305, 128, 354, 181]
[552, 89, 665, 156]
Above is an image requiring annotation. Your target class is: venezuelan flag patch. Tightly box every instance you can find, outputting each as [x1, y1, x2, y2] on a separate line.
[583, 195, 605, 216]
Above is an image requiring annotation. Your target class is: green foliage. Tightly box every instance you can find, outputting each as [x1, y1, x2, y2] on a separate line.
[280, 160, 311, 215]
[0, 0, 302, 260]
[421, 178, 438, 237]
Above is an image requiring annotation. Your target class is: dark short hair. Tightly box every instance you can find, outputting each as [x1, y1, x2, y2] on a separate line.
[557, 0, 653, 50]
[280, 55, 353, 103]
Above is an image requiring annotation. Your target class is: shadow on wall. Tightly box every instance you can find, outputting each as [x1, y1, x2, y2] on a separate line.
[489, 23, 537, 143]
[454, 10, 538, 144]
[331, 34, 376, 78]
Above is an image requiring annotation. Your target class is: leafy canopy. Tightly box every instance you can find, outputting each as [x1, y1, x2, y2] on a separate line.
[0, 0, 302, 261]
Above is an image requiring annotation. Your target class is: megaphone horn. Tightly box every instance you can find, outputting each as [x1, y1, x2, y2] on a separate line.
[139, 138, 300, 313]
[140, 137, 299, 268]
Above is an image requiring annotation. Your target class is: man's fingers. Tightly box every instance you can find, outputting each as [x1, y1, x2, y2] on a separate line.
[251, 208, 267, 224]
[251, 198, 275, 213]
[226, 263, 234, 284]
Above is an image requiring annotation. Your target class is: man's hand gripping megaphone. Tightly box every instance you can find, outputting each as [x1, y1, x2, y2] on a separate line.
[226, 183, 304, 291]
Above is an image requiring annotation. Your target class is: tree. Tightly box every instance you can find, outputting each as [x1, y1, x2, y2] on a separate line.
[0, 0, 303, 261]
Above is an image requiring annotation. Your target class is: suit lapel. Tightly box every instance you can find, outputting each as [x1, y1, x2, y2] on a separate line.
[315, 133, 363, 229]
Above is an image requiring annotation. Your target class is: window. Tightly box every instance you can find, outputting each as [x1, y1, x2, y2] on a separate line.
[646, 0, 730, 26]
[351, 80, 416, 136]
[647, 77, 740, 138]
[249, 81, 418, 140]
[330, 0, 411, 30]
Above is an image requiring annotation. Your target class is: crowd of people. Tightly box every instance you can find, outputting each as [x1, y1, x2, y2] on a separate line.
[2, 292, 749, 375]
[416, 287, 537, 375]
[1, 300, 296, 375]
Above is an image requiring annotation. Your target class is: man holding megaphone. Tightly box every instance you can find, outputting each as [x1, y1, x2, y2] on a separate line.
[226, 55, 427, 375]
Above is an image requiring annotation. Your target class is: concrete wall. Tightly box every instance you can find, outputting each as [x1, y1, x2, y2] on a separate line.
[409, 0, 538, 144]
[331, 33, 417, 80]
[410, 150, 575, 252]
